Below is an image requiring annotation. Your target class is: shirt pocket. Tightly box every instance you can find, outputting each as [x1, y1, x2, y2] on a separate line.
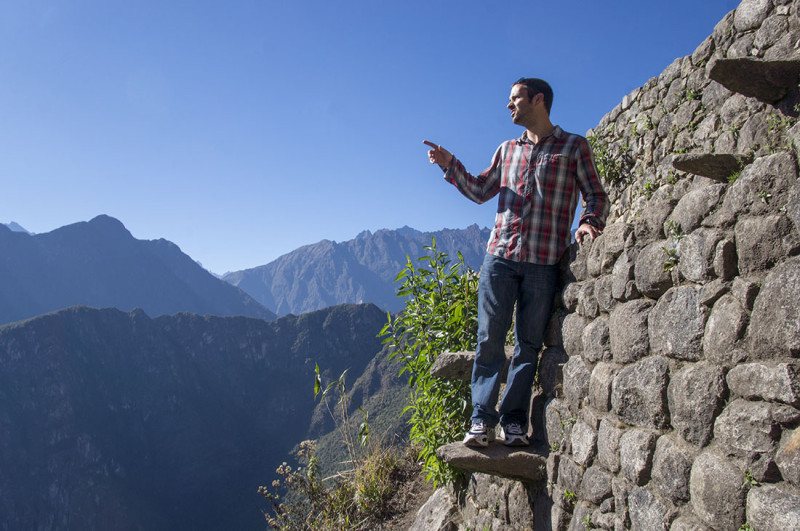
[532, 153, 569, 196]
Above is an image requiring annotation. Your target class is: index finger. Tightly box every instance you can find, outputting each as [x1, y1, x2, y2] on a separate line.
[422, 140, 439, 150]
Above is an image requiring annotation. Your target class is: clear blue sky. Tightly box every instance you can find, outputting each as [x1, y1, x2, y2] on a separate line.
[1, 0, 738, 274]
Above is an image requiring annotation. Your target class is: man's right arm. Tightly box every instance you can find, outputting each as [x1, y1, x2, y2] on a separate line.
[424, 140, 503, 205]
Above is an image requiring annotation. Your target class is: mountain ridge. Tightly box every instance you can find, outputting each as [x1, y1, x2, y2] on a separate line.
[224, 224, 491, 315]
[0, 214, 276, 325]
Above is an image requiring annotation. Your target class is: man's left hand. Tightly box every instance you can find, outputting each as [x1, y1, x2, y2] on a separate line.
[576, 223, 602, 245]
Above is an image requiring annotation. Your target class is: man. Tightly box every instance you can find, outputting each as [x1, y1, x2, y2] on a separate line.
[424, 77, 608, 447]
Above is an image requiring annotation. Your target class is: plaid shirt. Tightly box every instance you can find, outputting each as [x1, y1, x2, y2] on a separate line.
[444, 126, 609, 265]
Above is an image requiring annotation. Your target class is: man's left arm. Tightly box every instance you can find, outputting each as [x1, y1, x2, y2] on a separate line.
[574, 137, 610, 244]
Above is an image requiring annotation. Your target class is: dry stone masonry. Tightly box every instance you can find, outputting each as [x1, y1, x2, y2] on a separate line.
[413, 0, 800, 529]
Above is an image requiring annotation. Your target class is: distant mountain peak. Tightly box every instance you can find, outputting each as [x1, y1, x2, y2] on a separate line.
[3, 222, 30, 234]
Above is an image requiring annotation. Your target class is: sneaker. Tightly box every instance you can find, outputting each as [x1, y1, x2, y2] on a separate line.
[463, 420, 496, 447]
[501, 423, 529, 447]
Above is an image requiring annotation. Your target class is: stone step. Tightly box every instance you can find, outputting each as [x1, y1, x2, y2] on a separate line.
[708, 57, 800, 104]
[436, 441, 548, 482]
[671, 153, 753, 182]
[430, 347, 513, 381]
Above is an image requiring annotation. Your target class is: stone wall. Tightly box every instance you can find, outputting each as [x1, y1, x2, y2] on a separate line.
[414, 0, 800, 529]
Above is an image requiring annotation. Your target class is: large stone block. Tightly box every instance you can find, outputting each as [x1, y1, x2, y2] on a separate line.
[580, 465, 613, 506]
[588, 362, 619, 412]
[723, 152, 797, 219]
[582, 316, 611, 363]
[594, 275, 616, 314]
[609, 299, 653, 364]
[749, 256, 800, 358]
[634, 196, 677, 243]
[735, 214, 800, 274]
[649, 286, 710, 362]
[668, 363, 726, 447]
[563, 312, 591, 359]
[676, 228, 725, 282]
[714, 399, 780, 457]
[776, 427, 800, 487]
[620, 429, 658, 486]
[562, 357, 591, 412]
[597, 419, 623, 474]
[727, 362, 800, 405]
[545, 398, 574, 453]
[612, 357, 670, 429]
[628, 487, 672, 531]
[666, 184, 726, 235]
[611, 250, 637, 302]
[747, 485, 800, 531]
[652, 434, 697, 504]
[539, 346, 569, 399]
[571, 420, 597, 467]
[734, 0, 772, 32]
[703, 294, 749, 365]
[634, 241, 675, 299]
[690, 451, 746, 531]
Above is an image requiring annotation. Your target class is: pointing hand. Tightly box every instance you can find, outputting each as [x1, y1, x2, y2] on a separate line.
[423, 140, 454, 169]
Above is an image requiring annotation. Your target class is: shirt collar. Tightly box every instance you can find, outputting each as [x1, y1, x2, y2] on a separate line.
[516, 125, 563, 145]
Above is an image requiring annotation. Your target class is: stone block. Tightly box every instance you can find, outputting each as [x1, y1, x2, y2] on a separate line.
[571, 420, 597, 467]
[703, 294, 748, 365]
[609, 299, 653, 364]
[582, 316, 611, 363]
[409, 487, 460, 531]
[545, 398, 574, 453]
[735, 214, 800, 274]
[776, 427, 800, 487]
[730, 276, 760, 310]
[562, 357, 591, 412]
[712, 238, 737, 283]
[580, 465, 613, 506]
[727, 362, 800, 405]
[558, 456, 584, 495]
[620, 429, 658, 485]
[677, 228, 724, 282]
[597, 419, 623, 474]
[749, 256, 800, 358]
[723, 152, 797, 219]
[652, 434, 697, 504]
[634, 240, 675, 299]
[649, 286, 710, 362]
[690, 450, 746, 530]
[668, 363, 726, 447]
[563, 312, 591, 359]
[628, 487, 672, 531]
[578, 280, 600, 318]
[714, 399, 780, 457]
[588, 362, 619, 412]
[562, 282, 582, 312]
[594, 275, 616, 314]
[666, 184, 726, 235]
[734, 0, 772, 32]
[747, 485, 800, 531]
[611, 251, 637, 302]
[539, 346, 569, 399]
[612, 357, 670, 429]
[634, 196, 676, 244]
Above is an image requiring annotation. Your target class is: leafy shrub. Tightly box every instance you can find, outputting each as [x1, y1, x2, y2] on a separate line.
[380, 238, 478, 486]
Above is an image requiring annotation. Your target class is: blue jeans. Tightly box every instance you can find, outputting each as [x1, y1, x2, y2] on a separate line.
[471, 254, 558, 429]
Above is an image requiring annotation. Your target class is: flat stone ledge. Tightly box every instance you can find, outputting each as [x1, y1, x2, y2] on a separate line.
[430, 347, 512, 381]
[672, 153, 753, 182]
[708, 57, 800, 104]
[436, 441, 548, 482]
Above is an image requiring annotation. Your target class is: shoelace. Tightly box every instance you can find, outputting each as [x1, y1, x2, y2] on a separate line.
[505, 423, 523, 435]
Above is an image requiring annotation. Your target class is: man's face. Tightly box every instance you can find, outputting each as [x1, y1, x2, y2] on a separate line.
[508, 84, 538, 125]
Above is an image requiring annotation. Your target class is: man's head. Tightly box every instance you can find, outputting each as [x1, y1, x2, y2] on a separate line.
[512, 78, 553, 115]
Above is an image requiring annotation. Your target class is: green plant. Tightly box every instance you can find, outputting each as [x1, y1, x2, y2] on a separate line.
[727, 168, 742, 183]
[663, 247, 680, 272]
[582, 514, 592, 529]
[587, 134, 626, 185]
[738, 524, 753, 531]
[742, 469, 760, 488]
[563, 489, 576, 504]
[314, 365, 370, 469]
[380, 238, 479, 486]
[643, 179, 658, 200]
[757, 190, 772, 204]
[665, 220, 685, 242]
[666, 169, 679, 185]
[685, 87, 701, 101]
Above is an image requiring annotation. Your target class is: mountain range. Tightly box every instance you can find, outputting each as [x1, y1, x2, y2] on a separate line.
[223, 224, 491, 315]
[0, 303, 387, 530]
[0, 215, 276, 326]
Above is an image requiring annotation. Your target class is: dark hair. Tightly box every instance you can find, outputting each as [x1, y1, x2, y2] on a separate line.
[513, 78, 553, 114]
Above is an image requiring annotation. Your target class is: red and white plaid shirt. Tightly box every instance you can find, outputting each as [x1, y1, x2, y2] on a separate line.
[444, 126, 609, 265]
